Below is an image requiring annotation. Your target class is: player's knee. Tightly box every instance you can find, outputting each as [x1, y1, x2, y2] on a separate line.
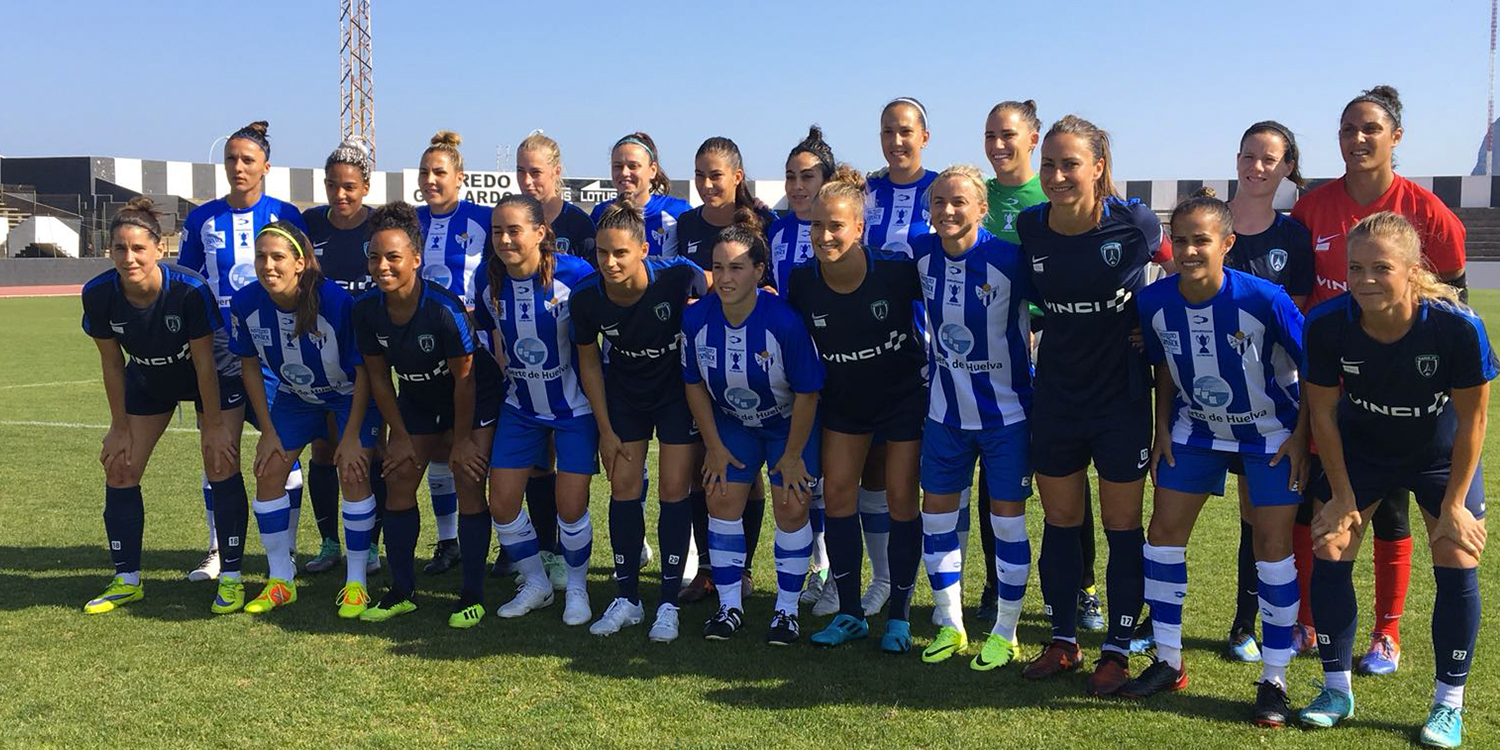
[1430, 537, 1481, 569]
[1252, 532, 1293, 561]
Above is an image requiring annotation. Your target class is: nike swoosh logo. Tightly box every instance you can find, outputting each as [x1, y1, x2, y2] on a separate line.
[226, 393, 244, 404]
[833, 571, 852, 579]
[1316, 234, 1340, 244]
[1137, 458, 1150, 470]
[1446, 671, 1469, 678]
[479, 418, 498, 427]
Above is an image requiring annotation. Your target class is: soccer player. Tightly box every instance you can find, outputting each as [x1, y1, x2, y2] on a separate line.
[228, 222, 379, 616]
[682, 224, 825, 644]
[81, 198, 246, 615]
[353, 202, 502, 624]
[1291, 85, 1468, 674]
[571, 198, 708, 641]
[475, 194, 599, 627]
[591, 132, 691, 256]
[301, 138, 384, 577]
[906, 166, 1035, 667]
[1018, 115, 1173, 695]
[786, 166, 925, 652]
[1117, 191, 1308, 729]
[1218, 121, 1314, 662]
[415, 130, 494, 576]
[1298, 212, 1490, 749]
[177, 120, 307, 583]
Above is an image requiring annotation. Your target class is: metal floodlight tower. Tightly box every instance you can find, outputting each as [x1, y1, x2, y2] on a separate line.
[340, 0, 375, 161]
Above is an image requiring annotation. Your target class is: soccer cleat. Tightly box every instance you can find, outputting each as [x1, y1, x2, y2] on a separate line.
[679, 570, 714, 604]
[541, 551, 568, 591]
[799, 568, 827, 605]
[1252, 680, 1292, 727]
[424, 538, 461, 574]
[639, 540, 654, 570]
[810, 613, 869, 647]
[562, 589, 592, 626]
[188, 550, 221, 582]
[335, 582, 371, 619]
[1077, 589, 1106, 632]
[703, 606, 744, 640]
[1118, 659, 1188, 698]
[449, 593, 485, 629]
[648, 603, 681, 643]
[970, 633, 1021, 672]
[1087, 652, 1132, 696]
[812, 574, 841, 617]
[921, 626, 968, 664]
[975, 582, 999, 624]
[1023, 639, 1084, 680]
[359, 589, 416, 622]
[1129, 614, 1156, 654]
[305, 538, 342, 573]
[766, 610, 800, 646]
[496, 582, 554, 618]
[589, 597, 645, 636]
[861, 579, 891, 617]
[244, 578, 297, 614]
[1357, 633, 1400, 675]
[1227, 626, 1262, 663]
[1419, 705, 1464, 748]
[489, 547, 514, 578]
[1291, 623, 1318, 656]
[84, 576, 143, 614]
[880, 619, 912, 654]
[1298, 685, 1354, 728]
[211, 578, 245, 614]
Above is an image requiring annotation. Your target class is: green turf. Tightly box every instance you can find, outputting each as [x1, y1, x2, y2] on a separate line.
[0, 292, 1495, 749]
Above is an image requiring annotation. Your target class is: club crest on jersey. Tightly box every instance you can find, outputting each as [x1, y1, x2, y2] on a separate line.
[974, 284, 1002, 308]
[754, 350, 775, 371]
[655, 302, 672, 321]
[1100, 242, 1122, 268]
[164, 315, 181, 333]
[870, 299, 889, 320]
[1416, 354, 1439, 378]
[418, 334, 436, 353]
[1268, 248, 1288, 273]
[1225, 330, 1253, 357]
[652, 228, 666, 248]
[556, 237, 570, 254]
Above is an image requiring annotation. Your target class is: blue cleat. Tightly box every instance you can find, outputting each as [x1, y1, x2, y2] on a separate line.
[880, 619, 912, 654]
[810, 613, 869, 648]
[1298, 685, 1354, 729]
[1227, 627, 1262, 663]
[1129, 614, 1156, 655]
[1357, 634, 1400, 675]
[1419, 705, 1464, 748]
[1077, 589, 1106, 632]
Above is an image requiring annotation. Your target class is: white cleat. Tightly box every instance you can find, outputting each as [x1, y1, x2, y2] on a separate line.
[812, 573, 841, 616]
[648, 603, 681, 643]
[589, 597, 645, 636]
[639, 540, 654, 570]
[188, 550, 221, 582]
[799, 570, 826, 606]
[497, 582, 554, 618]
[861, 578, 891, 617]
[563, 588, 592, 626]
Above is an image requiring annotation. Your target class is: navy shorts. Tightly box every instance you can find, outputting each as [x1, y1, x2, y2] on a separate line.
[1311, 453, 1487, 521]
[123, 365, 246, 417]
[608, 392, 699, 445]
[1031, 399, 1153, 483]
[822, 389, 926, 443]
[1155, 442, 1301, 506]
[397, 375, 502, 435]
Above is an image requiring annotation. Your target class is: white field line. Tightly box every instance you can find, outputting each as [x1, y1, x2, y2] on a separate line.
[0, 419, 200, 433]
[0, 379, 97, 390]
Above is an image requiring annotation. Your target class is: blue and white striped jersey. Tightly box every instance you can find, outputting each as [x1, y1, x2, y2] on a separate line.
[865, 169, 938, 258]
[1139, 269, 1304, 454]
[474, 254, 595, 420]
[913, 229, 1032, 429]
[178, 194, 307, 315]
[418, 200, 491, 306]
[591, 193, 691, 257]
[681, 289, 825, 430]
[228, 279, 360, 406]
[767, 213, 813, 293]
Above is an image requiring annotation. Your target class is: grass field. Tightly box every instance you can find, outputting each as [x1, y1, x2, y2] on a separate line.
[0, 293, 1495, 750]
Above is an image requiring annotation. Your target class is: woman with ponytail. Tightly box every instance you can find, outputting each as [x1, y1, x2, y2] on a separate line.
[674, 137, 778, 280]
[592, 132, 690, 256]
[227, 221, 377, 615]
[517, 130, 597, 263]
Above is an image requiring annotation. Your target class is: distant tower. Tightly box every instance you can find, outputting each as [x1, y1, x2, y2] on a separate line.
[340, 0, 375, 161]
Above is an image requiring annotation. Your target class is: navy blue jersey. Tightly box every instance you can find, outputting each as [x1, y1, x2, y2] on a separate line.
[1305, 295, 1498, 464]
[178, 194, 306, 317]
[767, 213, 813, 292]
[353, 280, 482, 406]
[228, 279, 361, 405]
[1227, 213, 1314, 299]
[570, 257, 707, 411]
[590, 193, 691, 256]
[81, 263, 226, 393]
[865, 170, 938, 257]
[552, 201, 597, 266]
[682, 289, 826, 430]
[672, 206, 780, 272]
[786, 247, 927, 421]
[1018, 197, 1165, 412]
[303, 206, 373, 295]
[418, 200, 491, 306]
[474, 254, 596, 420]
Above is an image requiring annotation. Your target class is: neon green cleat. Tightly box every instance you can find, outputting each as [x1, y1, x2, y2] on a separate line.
[360, 590, 417, 622]
[244, 579, 297, 614]
[970, 633, 1021, 671]
[449, 598, 485, 629]
[84, 576, 142, 614]
[336, 582, 371, 619]
[922, 626, 968, 664]
[211, 578, 245, 614]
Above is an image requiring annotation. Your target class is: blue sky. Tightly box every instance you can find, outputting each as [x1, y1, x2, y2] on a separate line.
[2, 0, 1493, 180]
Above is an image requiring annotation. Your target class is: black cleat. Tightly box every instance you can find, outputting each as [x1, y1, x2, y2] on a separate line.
[703, 606, 744, 640]
[1252, 680, 1291, 727]
[766, 610, 800, 646]
[975, 582, 999, 624]
[1118, 659, 1188, 699]
[424, 538, 461, 574]
[489, 546, 514, 578]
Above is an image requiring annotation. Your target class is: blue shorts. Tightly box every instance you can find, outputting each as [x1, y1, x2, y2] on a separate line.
[1341, 453, 1487, 521]
[271, 393, 380, 453]
[490, 405, 598, 475]
[1155, 442, 1301, 506]
[920, 419, 1033, 501]
[716, 413, 821, 487]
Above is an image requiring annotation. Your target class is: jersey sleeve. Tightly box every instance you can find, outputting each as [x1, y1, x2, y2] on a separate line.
[661, 218, 680, 258]
[438, 303, 477, 358]
[1302, 306, 1343, 388]
[1449, 310, 1499, 389]
[777, 308, 826, 393]
[570, 286, 600, 345]
[226, 293, 258, 358]
[680, 311, 705, 385]
[80, 283, 114, 339]
[182, 277, 220, 339]
[177, 215, 205, 274]
[1125, 202, 1168, 264]
[281, 203, 308, 232]
[1419, 202, 1467, 276]
[352, 297, 382, 356]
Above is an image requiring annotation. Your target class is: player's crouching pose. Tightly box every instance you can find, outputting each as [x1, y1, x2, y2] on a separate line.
[1117, 192, 1308, 729]
[229, 222, 380, 616]
[1299, 212, 1493, 749]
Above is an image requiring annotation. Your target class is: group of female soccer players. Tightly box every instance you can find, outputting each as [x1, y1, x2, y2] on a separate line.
[79, 84, 1487, 747]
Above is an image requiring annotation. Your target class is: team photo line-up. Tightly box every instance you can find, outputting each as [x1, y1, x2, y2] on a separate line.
[79, 83, 1486, 746]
